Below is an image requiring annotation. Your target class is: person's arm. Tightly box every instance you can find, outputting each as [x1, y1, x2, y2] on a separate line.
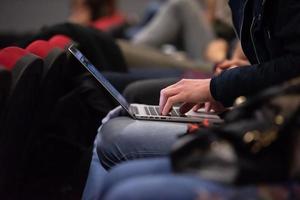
[211, 0, 300, 106]
[211, 54, 300, 106]
[159, 0, 300, 113]
[160, 49, 300, 115]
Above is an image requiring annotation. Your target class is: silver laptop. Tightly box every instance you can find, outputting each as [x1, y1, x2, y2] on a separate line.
[68, 45, 223, 124]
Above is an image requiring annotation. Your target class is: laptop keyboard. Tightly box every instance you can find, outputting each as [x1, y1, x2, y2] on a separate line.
[131, 105, 181, 117]
[131, 106, 139, 115]
[145, 106, 181, 117]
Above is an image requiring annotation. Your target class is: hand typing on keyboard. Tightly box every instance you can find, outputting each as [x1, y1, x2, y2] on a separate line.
[159, 79, 225, 116]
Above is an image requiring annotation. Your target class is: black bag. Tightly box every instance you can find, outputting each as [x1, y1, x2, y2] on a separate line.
[171, 77, 300, 185]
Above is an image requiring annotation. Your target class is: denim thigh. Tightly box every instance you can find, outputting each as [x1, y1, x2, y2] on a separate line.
[96, 117, 187, 169]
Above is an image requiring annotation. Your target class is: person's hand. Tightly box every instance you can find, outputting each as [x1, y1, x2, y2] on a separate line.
[214, 58, 250, 75]
[159, 79, 224, 115]
[205, 39, 229, 63]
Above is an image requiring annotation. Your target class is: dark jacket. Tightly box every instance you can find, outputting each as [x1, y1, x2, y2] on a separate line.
[210, 0, 300, 106]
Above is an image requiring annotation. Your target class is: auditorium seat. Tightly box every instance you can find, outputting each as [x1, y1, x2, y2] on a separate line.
[24, 40, 103, 199]
[48, 34, 72, 50]
[0, 47, 43, 199]
[26, 40, 68, 131]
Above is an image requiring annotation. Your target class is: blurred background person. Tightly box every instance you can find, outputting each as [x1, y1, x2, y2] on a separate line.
[131, 0, 235, 62]
[68, 0, 128, 36]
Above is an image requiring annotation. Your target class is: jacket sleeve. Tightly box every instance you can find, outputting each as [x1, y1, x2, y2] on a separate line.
[210, 0, 300, 107]
[210, 56, 300, 107]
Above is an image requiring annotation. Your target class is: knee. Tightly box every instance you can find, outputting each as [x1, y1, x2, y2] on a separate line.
[96, 118, 130, 169]
[96, 117, 152, 169]
[96, 117, 186, 169]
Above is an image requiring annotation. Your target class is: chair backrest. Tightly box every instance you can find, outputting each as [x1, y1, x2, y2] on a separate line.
[25, 39, 100, 198]
[26, 40, 57, 59]
[24, 40, 88, 198]
[0, 47, 28, 70]
[26, 40, 67, 75]
[48, 34, 72, 50]
[25, 40, 69, 126]
[0, 46, 43, 199]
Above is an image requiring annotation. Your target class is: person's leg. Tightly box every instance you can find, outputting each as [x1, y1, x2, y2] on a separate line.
[133, 0, 215, 61]
[103, 175, 243, 200]
[99, 157, 258, 200]
[178, 0, 215, 60]
[82, 134, 107, 200]
[123, 78, 179, 104]
[102, 177, 228, 200]
[132, 0, 181, 48]
[97, 116, 187, 169]
[100, 157, 171, 199]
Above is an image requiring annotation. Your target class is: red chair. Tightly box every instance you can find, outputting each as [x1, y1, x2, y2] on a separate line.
[25, 39, 69, 140]
[25, 39, 94, 198]
[48, 34, 72, 50]
[0, 46, 28, 70]
[25, 40, 68, 119]
[26, 40, 56, 58]
[25, 40, 85, 196]
[26, 40, 67, 76]
[0, 47, 43, 198]
[0, 47, 43, 94]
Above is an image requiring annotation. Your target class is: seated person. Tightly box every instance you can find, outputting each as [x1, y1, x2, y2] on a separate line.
[132, 0, 216, 61]
[69, 0, 127, 32]
[102, 0, 234, 95]
[82, 0, 300, 198]
[95, 0, 300, 169]
[132, 0, 235, 62]
[124, 0, 167, 39]
[122, 40, 249, 106]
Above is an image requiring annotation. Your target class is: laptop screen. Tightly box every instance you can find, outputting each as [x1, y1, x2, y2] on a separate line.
[68, 45, 131, 114]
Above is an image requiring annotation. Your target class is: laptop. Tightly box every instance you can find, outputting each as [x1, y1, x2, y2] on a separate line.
[68, 45, 223, 124]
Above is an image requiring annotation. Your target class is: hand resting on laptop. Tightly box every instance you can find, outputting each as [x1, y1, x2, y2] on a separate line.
[159, 79, 226, 116]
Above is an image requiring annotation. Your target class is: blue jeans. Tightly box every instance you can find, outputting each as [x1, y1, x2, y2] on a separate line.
[84, 132, 299, 200]
[99, 158, 258, 200]
[96, 117, 188, 169]
[82, 134, 107, 200]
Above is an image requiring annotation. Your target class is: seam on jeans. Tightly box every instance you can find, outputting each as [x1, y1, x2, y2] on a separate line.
[115, 144, 128, 160]
[98, 146, 119, 167]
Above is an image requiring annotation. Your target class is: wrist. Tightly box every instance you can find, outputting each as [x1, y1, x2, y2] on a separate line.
[208, 78, 219, 103]
[206, 79, 214, 102]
